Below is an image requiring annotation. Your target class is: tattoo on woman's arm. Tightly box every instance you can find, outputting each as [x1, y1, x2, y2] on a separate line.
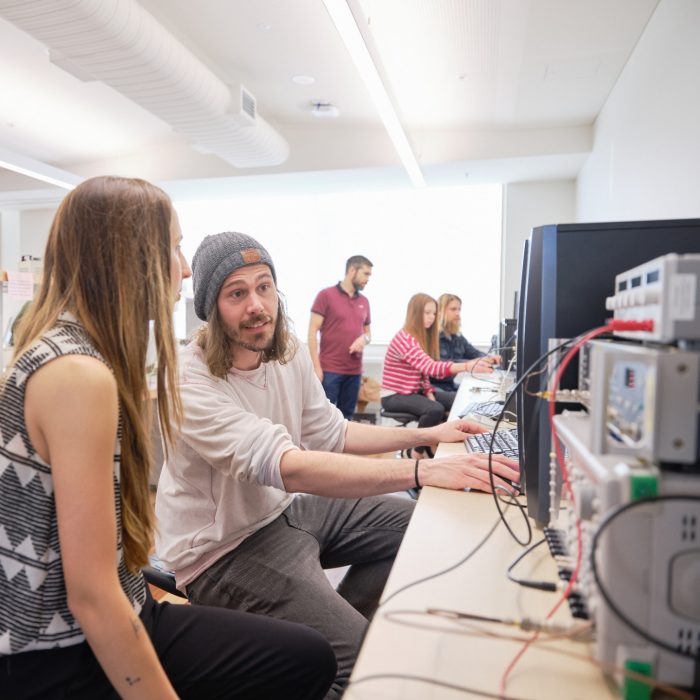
[125, 676, 142, 686]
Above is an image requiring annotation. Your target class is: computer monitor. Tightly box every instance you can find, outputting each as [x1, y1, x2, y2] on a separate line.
[516, 218, 700, 527]
[498, 318, 517, 370]
[515, 236, 545, 522]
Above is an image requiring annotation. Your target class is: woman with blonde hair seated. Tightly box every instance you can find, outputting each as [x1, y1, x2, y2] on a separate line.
[381, 293, 476, 458]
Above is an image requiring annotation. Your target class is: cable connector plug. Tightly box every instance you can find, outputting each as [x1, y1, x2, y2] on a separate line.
[517, 618, 588, 636]
[608, 319, 654, 332]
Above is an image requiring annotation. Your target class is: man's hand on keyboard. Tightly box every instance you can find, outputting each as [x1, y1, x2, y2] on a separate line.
[418, 453, 520, 494]
[423, 418, 489, 447]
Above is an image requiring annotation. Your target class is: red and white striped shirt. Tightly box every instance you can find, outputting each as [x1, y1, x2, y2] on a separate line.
[382, 329, 453, 396]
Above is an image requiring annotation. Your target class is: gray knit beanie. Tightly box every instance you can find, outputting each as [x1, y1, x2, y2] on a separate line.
[192, 232, 277, 321]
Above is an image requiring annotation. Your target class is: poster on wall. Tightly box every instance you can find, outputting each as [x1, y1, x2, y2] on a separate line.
[6, 271, 34, 300]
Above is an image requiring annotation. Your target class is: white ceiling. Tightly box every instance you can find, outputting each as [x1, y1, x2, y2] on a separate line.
[0, 0, 659, 204]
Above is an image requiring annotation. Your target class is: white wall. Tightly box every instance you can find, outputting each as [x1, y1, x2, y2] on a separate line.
[19, 209, 56, 260]
[0, 209, 21, 271]
[0, 206, 56, 270]
[577, 0, 700, 221]
[0, 208, 40, 370]
[500, 179, 576, 319]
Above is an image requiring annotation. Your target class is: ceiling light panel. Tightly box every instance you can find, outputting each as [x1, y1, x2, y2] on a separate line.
[322, 0, 425, 186]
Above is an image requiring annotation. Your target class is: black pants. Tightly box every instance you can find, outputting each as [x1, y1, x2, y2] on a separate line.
[0, 588, 336, 700]
[188, 494, 414, 700]
[382, 390, 454, 454]
[381, 389, 454, 427]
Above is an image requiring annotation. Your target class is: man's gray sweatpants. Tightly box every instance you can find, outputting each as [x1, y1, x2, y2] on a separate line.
[187, 493, 415, 699]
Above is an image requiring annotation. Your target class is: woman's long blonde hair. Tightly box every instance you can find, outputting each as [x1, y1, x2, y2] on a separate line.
[403, 293, 439, 359]
[10, 176, 182, 572]
[438, 293, 462, 337]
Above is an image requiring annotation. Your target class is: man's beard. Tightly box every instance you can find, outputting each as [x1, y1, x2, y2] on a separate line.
[444, 319, 460, 336]
[224, 312, 276, 352]
[352, 274, 366, 291]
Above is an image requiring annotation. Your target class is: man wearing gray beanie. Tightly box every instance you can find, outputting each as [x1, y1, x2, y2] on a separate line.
[156, 232, 519, 699]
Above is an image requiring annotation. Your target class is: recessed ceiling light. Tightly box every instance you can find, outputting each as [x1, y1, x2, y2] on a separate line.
[256, 23, 272, 31]
[0, 145, 81, 190]
[292, 75, 315, 86]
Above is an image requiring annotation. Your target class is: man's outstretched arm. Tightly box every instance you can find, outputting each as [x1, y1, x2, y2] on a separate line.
[342, 418, 487, 455]
[279, 448, 519, 498]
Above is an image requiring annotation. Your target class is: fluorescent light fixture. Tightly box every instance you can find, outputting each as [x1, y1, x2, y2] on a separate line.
[321, 0, 426, 187]
[0, 146, 82, 190]
[292, 75, 316, 85]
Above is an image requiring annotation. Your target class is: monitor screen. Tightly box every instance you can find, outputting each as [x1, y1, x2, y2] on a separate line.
[498, 318, 517, 370]
[515, 218, 700, 527]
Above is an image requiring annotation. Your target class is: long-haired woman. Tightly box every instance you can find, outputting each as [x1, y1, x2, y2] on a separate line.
[0, 176, 334, 699]
[381, 293, 474, 458]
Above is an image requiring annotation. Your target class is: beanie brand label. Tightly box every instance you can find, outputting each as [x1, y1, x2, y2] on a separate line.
[241, 249, 263, 264]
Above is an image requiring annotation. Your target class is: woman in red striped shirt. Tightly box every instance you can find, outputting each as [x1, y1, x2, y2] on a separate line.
[381, 293, 473, 458]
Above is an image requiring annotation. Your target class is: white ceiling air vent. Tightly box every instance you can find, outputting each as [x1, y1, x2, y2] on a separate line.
[0, 0, 289, 168]
[239, 86, 257, 125]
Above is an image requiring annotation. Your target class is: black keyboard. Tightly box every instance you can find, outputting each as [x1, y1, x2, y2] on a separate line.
[465, 428, 519, 459]
[458, 400, 505, 420]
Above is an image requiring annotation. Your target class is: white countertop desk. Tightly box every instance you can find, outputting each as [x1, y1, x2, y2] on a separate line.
[345, 374, 619, 700]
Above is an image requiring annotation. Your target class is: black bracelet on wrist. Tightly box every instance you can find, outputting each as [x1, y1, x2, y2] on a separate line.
[414, 458, 421, 489]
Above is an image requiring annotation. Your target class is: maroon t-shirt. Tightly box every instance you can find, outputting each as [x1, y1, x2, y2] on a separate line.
[311, 284, 371, 374]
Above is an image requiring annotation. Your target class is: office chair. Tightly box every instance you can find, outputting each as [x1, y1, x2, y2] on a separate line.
[379, 409, 417, 427]
[142, 555, 186, 599]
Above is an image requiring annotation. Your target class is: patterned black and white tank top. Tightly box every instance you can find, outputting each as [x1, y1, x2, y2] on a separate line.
[0, 312, 147, 655]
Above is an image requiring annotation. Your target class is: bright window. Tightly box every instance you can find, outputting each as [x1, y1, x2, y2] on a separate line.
[173, 184, 502, 346]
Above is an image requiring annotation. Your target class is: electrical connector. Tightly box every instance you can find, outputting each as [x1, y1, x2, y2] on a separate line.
[608, 319, 654, 332]
[502, 617, 590, 637]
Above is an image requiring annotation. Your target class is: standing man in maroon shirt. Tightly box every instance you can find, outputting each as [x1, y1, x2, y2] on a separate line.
[308, 255, 373, 419]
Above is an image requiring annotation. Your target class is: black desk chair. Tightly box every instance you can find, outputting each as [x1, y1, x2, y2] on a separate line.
[142, 555, 186, 599]
[379, 410, 417, 427]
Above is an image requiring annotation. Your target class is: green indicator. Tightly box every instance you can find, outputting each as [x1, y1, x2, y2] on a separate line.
[622, 660, 653, 700]
[630, 473, 658, 501]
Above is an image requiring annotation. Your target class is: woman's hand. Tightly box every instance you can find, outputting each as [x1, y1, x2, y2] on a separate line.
[464, 357, 495, 374]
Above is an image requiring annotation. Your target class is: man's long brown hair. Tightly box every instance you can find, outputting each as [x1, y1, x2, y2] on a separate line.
[438, 293, 462, 337]
[9, 176, 182, 573]
[195, 286, 296, 379]
[403, 292, 439, 359]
